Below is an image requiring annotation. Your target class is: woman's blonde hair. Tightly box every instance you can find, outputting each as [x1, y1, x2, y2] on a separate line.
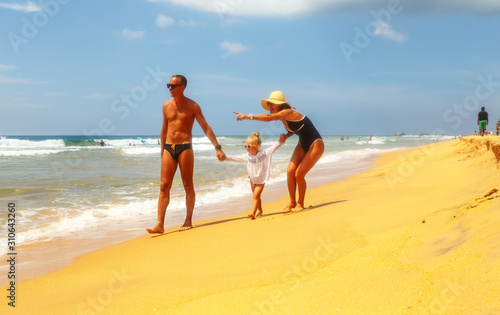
[247, 132, 262, 147]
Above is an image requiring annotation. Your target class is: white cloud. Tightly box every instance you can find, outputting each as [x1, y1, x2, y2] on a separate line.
[156, 14, 174, 27]
[0, 1, 41, 12]
[0, 65, 16, 72]
[146, 0, 500, 16]
[373, 22, 407, 42]
[0, 76, 33, 84]
[43, 92, 67, 97]
[178, 18, 199, 27]
[121, 28, 145, 39]
[84, 93, 114, 100]
[220, 41, 248, 57]
[16, 103, 47, 108]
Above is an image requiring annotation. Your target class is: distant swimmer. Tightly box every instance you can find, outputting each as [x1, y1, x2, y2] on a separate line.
[146, 74, 225, 234]
[100, 140, 105, 146]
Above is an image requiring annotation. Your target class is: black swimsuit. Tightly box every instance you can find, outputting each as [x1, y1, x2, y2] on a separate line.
[285, 116, 322, 152]
[164, 143, 193, 160]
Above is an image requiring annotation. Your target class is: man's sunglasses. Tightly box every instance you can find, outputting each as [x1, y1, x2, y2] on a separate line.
[167, 84, 183, 89]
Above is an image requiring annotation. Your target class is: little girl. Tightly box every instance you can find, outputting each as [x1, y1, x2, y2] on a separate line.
[224, 132, 286, 219]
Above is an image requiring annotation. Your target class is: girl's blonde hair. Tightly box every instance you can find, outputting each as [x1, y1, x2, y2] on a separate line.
[247, 132, 262, 148]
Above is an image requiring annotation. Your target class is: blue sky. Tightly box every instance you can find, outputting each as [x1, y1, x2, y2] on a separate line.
[1, 0, 499, 136]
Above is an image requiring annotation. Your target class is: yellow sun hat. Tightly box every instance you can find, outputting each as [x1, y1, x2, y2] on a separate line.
[261, 91, 289, 111]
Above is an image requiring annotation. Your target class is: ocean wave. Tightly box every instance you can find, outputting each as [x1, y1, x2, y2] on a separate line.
[121, 146, 160, 155]
[193, 143, 218, 152]
[0, 134, 452, 251]
[0, 173, 263, 249]
[0, 148, 74, 157]
[101, 138, 157, 147]
[2, 199, 160, 248]
[0, 138, 65, 148]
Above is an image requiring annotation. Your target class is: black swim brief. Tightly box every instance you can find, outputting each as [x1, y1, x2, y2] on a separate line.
[164, 143, 193, 160]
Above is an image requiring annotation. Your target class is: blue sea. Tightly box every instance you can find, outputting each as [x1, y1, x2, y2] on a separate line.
[0, 134, 454, 283]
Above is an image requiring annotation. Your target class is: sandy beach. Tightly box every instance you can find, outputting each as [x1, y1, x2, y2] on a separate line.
[2, 136, 499, 314]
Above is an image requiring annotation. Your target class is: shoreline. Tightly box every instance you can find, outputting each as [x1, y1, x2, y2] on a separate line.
[2, 136, 499, 314]
[0, 149, 378, 286]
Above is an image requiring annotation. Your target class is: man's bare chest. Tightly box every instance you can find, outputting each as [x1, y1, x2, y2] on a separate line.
[167, 110, 194, 122]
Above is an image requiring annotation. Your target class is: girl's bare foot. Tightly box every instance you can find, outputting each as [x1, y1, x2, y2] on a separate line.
[292, 204, 305, 212]
[248, 214, 256, 219]
[255, 210, 263, 217]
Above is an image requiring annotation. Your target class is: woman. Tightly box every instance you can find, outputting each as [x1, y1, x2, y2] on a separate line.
[233, 91, 324, 213]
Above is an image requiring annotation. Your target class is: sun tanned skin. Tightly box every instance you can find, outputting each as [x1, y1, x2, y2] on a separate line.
[146, 75, 225, 234]
[234, 104, 324, 213]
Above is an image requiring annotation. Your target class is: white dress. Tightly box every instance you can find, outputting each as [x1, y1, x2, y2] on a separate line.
[225, 142, 283, 184]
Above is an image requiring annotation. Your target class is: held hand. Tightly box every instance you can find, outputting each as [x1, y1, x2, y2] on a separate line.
[279, 134, 286, 144]
[216, 150, 226, 161]
[233, 111, 247, 121]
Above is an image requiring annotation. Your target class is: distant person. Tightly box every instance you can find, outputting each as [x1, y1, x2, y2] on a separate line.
[147, 74, 225, 234]
[233, 90, 324, 213]
[100, 140, 105, 146]
[473, 131, 477, 135]
[477, 107, 488, 136]
[223, 132, 286, 219]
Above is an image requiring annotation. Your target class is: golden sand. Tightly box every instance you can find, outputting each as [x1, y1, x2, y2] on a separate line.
[2, 136, 499, 314]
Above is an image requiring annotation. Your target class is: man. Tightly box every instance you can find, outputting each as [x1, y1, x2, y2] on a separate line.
[147, 75, 225, 234]
[477, 106, 489, 136]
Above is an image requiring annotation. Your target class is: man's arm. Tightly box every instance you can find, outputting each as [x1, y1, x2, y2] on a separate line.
[193, 103, 225, 160]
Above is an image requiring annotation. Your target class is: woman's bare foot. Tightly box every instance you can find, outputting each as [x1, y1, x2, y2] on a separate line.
[146, 225, 164, 234]
[178, 225, 193, 231]
[282, 203, 295, 214]
[292, 204, 305, 212]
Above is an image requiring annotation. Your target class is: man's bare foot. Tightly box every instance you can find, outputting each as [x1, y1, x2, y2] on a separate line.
[178, 225, 193, 231]
[146, 225, 164, 234]
[282, 203, 295, 214]
[248, 214, 256, 219]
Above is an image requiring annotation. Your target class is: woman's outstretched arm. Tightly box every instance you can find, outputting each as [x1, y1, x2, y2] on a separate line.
[233, 110, 295, 121]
